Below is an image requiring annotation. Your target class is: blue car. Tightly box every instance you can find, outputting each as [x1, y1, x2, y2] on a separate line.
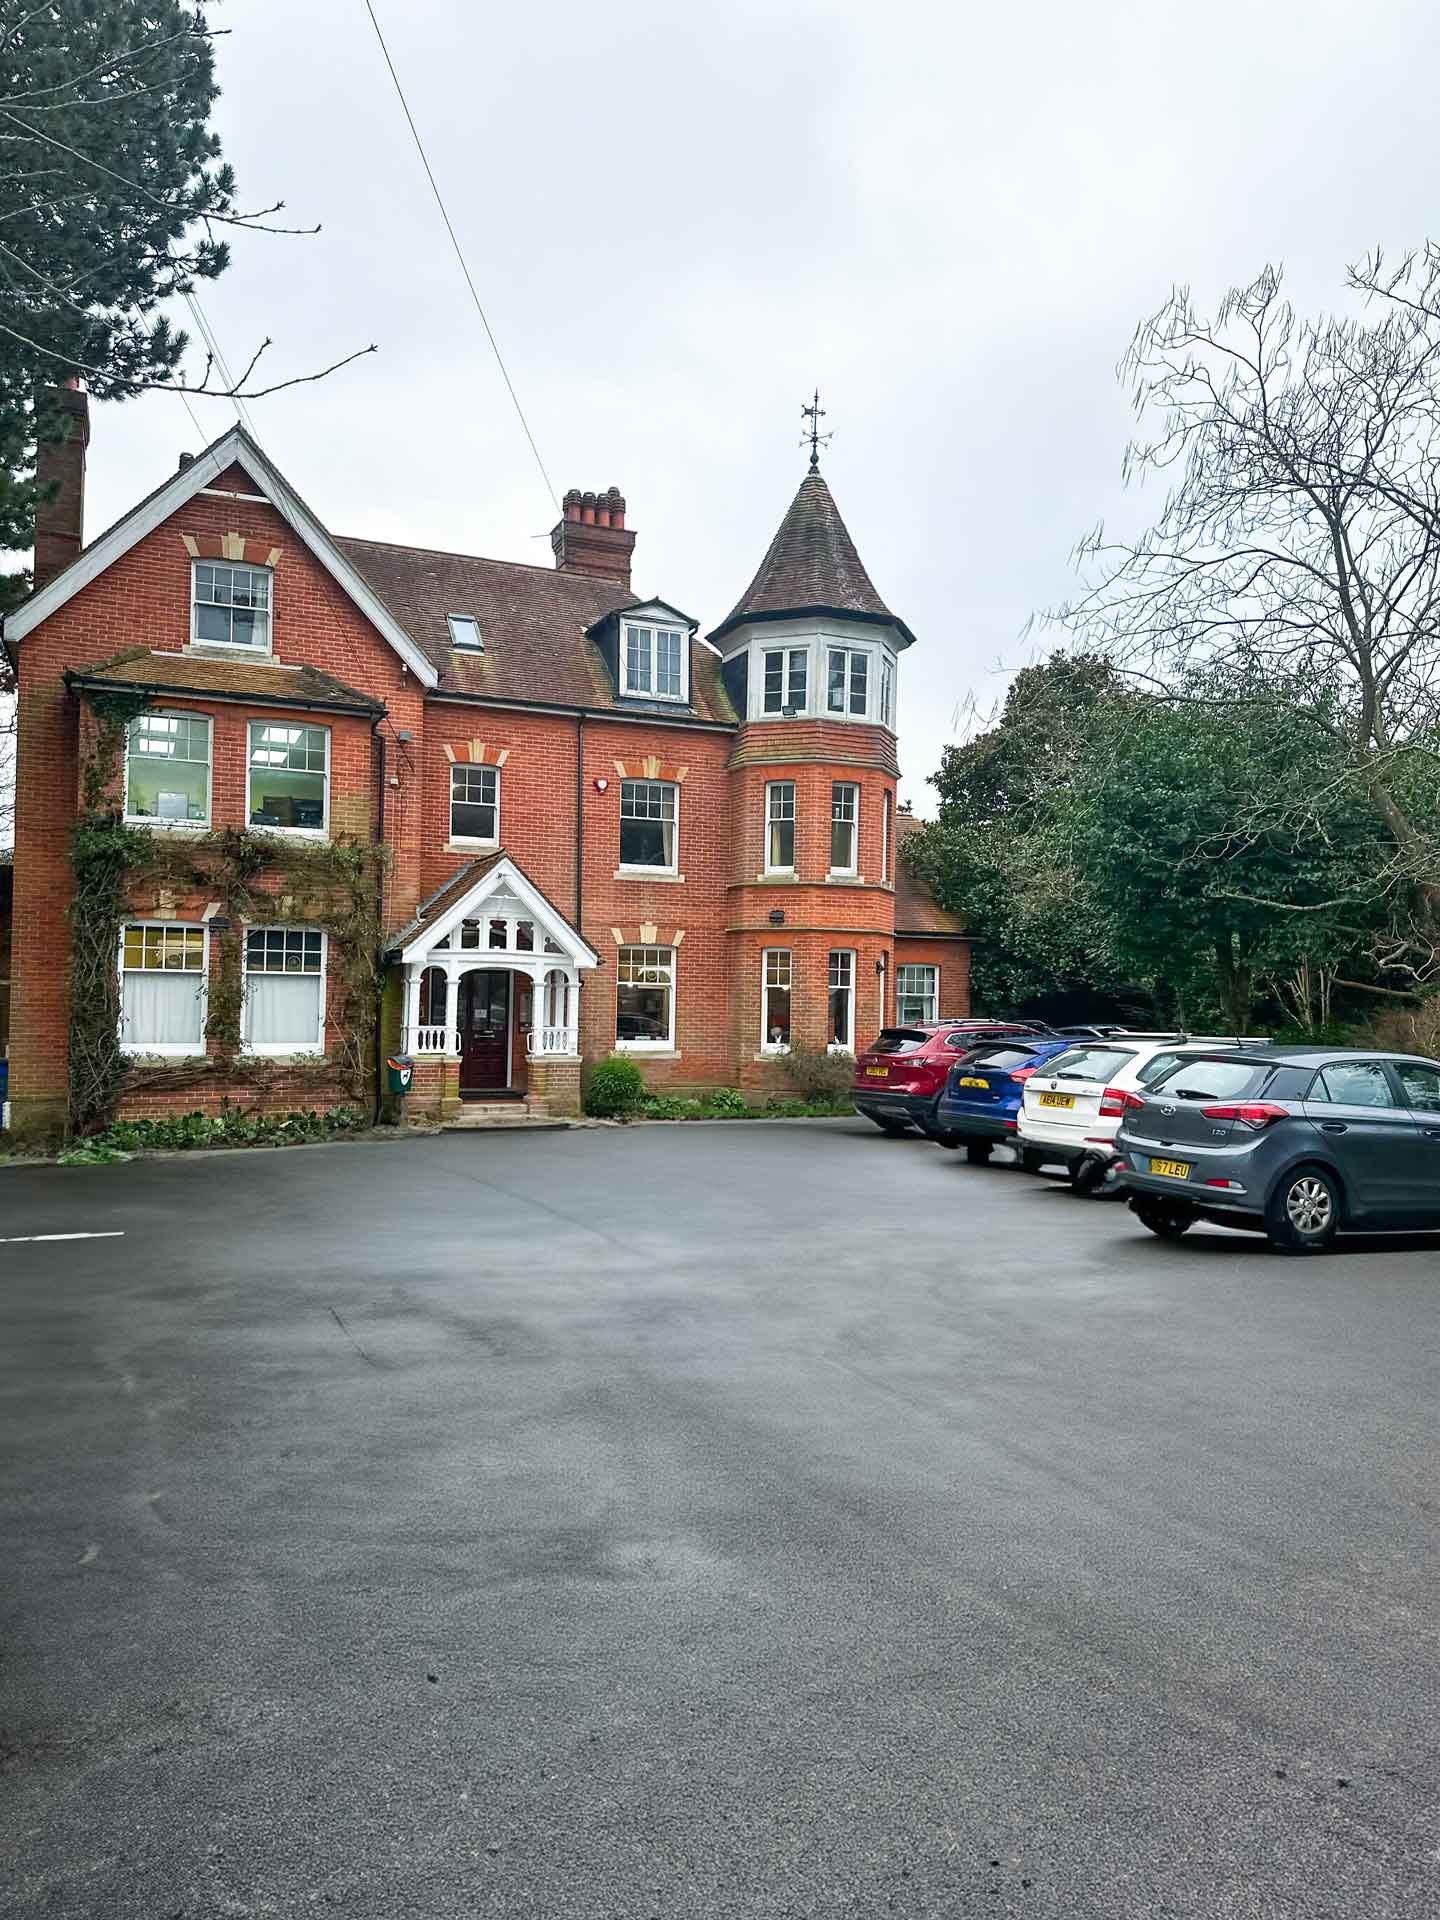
[933, 1037, 1086, 1162]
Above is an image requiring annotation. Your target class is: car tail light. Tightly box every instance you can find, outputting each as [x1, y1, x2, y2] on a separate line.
[1200, 1102, 1287, 1128]
[1098, 1086, 1145, 1118]
[1011, 1066, 1037, 1081]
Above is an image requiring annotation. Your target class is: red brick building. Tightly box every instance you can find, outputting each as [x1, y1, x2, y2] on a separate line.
[1, 397, 967, 1133]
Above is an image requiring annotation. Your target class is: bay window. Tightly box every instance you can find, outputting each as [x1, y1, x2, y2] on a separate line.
[248, 722, 329, 835]
[762, 949, 792, 1051]
[766, 780, 796, 872]
[616, 945, 675, 1048]
[193, 560, 271, 651]
[451, 763, 499, 843]
[828, 950, 855, 1051]
[830, 782, 858, 874]
[762, 647, 809, 714]
[827, 646, 869, 716]
[619, 779, 678, 871]
[880, 655, 895, 728]
[242, 927, 326, 1055]
[896, 963, 938, 1024]
[119, 923, 207, 1056]
[125, 711, 211, 826]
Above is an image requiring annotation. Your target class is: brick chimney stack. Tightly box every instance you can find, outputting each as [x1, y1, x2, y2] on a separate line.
[550, 486, 635, 589]
[33, 383, 90, 589]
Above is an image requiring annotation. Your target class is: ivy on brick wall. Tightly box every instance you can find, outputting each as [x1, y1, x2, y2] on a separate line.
[69, 692, 387, 1137]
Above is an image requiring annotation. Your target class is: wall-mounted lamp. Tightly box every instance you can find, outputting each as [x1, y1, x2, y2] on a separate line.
[396, 729, 414, 743]
[768, 909, 785, 927]
[875, 953, 888, 977]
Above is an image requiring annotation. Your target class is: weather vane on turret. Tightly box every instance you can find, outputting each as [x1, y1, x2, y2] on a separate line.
[800, 388, 832, 471]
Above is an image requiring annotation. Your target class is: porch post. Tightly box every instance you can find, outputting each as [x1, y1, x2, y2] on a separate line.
[444, 960, 462, 1057]
[402, 963, 422, 1053]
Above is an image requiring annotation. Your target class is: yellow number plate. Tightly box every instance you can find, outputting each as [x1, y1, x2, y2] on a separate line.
[865, 1065, 889, 1077]
[1151, 1158, 1192, 1180]
[1038, 1091, 1075, 1108]
[958, 1076, 990, 1088]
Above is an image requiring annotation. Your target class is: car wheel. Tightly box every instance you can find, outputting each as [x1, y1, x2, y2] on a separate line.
[965, 1141, 994, 1165]
[1019, 1148, 1049, 1175]
[1071, 1152, 1110, 1196]
[1266, 1165, 1340, 1254]
[870, 1116, 911, 1136]
[1131, 1196, 1197, 1241]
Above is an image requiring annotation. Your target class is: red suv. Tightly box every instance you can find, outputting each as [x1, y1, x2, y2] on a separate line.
[853, 1020, 1042, 1136]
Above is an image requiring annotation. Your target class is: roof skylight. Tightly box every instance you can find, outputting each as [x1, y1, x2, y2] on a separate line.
[447, 614, 483, 652]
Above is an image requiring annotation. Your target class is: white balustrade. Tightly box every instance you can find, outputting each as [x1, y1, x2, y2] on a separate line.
[527, 1024, 579, 1058]
[412, 1024, 453, 1055]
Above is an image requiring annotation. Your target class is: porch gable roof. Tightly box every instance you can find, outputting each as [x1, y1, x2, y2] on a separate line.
[388, 850, 600, 968]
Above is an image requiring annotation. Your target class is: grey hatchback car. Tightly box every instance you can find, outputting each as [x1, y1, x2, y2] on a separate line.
[1115, 1047, 1440, 1252]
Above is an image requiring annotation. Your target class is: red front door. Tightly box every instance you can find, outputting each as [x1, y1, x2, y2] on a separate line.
[459, 970, 511, 1095]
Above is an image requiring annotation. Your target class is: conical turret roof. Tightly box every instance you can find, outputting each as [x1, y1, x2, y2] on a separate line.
[709, 468, 914, 646]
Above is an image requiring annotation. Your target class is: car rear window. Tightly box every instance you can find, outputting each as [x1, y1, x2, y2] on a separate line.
[1153, 1058, 1272, 1102]
[1049, 1045, 1136, 1082]
[870, 1028, 931, 1055]
[960, 1045, 1037, 1070]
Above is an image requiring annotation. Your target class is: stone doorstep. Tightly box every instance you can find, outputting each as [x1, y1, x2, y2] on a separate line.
[443, 1097, 564, 1131]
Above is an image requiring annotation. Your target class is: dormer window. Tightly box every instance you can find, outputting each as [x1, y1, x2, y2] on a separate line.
[447, 614, 483, 652]
[622, 621, 685, 701]
[193, 560, 271, 651]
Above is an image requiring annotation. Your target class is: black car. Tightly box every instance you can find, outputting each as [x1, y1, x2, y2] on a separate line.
[1115, 1046, 1440, 1251]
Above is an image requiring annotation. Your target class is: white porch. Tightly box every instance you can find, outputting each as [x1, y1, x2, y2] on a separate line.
[391, 854, 599, 1066]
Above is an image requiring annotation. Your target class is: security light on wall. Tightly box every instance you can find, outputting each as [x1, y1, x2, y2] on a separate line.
[768, 909, 785, 927]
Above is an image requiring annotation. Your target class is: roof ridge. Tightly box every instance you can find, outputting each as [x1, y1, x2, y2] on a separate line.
[337, 531, 639, 588]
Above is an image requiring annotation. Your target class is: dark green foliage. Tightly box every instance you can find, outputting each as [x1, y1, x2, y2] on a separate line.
[60, 1104, 363, 1161]
[0, 3, 236, 595]
[584, 1054, 646, 1117]
[910, 654, 1397, 1031]
[777, 1046, 854, 1103]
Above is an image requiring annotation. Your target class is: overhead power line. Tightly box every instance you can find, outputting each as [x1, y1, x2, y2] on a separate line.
[361, 0, 559, 514]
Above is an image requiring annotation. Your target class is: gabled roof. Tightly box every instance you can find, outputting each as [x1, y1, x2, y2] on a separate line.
[709, 467, 915, 648]
[389, 850, 599, 968]
[66, 649, 383, 716]
[5, 427, 439, 687]
[338, 538, 735, 723]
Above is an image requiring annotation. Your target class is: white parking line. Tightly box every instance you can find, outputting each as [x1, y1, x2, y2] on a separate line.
[0, 1231, 126, 1244]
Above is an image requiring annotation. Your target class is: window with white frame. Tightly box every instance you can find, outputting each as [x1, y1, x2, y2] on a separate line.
[765, 780, 796, 872]
[762, 646, 809, 714]
[447, 613, 483, 651]
[616, 945, 675, 1048]
[450, 763, 499, 842]
[881, 790, 893, 885]
[828, 950, 855, 1051]
[193, 560, 271, 651]
[125, 711, 211, 825]
[619, 778, 678, 870]
[896, 963, 938, 1023]
[119, 923, 207, 1055]
[762, 949, 792, 1051]
[880, 655, 895, 728]
[830, 782, 858, 874]
[242, 927, 326, 1055]
[622, 621, 685, 701]
[826, 645, 869, 717]
[248, 722, 329, 834]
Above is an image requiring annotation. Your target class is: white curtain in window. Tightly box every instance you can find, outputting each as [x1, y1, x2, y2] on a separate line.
[244, 975, 322, 1048]
[121, 973, 204, 1047]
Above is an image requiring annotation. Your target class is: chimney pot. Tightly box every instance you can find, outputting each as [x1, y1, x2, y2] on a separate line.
[551, 481, 636, 588]
[178, 451, 195, 471]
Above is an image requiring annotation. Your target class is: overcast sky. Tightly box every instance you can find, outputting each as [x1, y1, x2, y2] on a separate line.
[69, 0, 1440, 810]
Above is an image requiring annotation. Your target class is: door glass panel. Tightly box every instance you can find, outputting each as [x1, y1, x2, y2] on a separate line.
[1318, 1062, 1393, 1106]
[1394, 1061, 1440, 1112]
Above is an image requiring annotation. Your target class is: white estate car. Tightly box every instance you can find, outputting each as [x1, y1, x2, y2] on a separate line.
[1017, 1035, 1267, 1186]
